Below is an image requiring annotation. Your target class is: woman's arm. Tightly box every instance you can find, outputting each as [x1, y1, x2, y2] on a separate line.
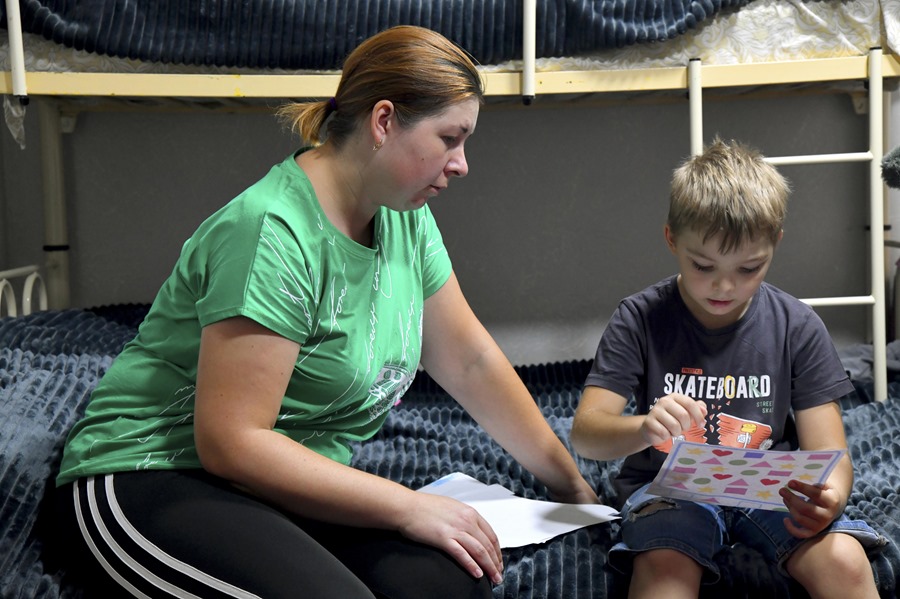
[193, 316, 503, 582]
[420, 272, 598, 504]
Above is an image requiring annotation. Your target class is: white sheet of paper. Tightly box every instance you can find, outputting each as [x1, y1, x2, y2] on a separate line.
[417, 472, 619, 548]
[647, 440, 847, 510]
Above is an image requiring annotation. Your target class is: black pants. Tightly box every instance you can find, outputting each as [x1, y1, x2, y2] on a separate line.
[55, 470, 493, 599]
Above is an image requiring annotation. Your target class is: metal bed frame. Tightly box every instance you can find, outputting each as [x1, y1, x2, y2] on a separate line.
[1, 0, 896, 399]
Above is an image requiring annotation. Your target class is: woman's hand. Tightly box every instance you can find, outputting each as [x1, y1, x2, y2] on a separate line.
[779, 479, 844, 539]
[641, 393, 707, 447]
[398, 492, 503, 584]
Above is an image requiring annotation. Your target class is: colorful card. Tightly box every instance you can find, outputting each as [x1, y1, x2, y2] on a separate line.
[647, 441, 846, 511]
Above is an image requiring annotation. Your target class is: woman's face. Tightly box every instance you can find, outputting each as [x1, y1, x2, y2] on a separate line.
[377, 98, 479, 212]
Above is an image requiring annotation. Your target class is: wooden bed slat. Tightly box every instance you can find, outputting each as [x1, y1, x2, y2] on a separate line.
[2, 54, 898, 100]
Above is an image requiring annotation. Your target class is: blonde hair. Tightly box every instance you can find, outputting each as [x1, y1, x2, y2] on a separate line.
[668, 138, 790, 253]
[277, 25, 484, 147]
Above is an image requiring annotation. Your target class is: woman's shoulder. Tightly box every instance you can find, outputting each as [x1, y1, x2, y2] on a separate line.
[199, 157, 318, 235]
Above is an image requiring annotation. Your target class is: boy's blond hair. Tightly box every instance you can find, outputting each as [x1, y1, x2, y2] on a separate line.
[667, 138, 790, 253]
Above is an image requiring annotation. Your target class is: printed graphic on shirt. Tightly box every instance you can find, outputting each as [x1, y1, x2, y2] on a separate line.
[662, 371, 771, 401]
[653, 366, 774, 454]
[368, 364, 414, 421]
[652, 422, 707, 453]
[716, 413, 774, 449]
[127, 385, 197, 470]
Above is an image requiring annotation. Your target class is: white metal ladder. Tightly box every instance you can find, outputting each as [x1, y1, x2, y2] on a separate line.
[686, 49, 887, 402]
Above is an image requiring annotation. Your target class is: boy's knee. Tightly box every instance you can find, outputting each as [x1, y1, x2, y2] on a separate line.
[632, 548, 704, 588]
[787, 533, 874, 590]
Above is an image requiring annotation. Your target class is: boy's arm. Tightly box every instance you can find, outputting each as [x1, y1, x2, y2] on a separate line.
[571, 386, 707, 460]
[780, 401, 853, 538]
[570, 386, 637, 461]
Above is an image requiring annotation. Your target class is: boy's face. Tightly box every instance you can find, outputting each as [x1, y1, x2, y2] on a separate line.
[665, 225, 781, 330]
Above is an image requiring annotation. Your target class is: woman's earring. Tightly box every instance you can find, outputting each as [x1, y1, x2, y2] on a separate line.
[373, 138, 384, 151]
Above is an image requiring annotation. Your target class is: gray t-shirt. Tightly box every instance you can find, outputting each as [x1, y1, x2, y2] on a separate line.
[584, 275, 854, 506]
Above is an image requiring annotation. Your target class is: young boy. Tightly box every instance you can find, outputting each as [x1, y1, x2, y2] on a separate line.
[570, 138, 885, 598]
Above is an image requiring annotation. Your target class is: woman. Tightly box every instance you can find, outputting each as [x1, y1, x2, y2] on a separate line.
[55, 25, 597, 599]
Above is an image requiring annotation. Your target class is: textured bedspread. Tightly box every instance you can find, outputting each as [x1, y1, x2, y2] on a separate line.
[364, 365, 900, 598]
[0, 307, 897, 598]
[1, 0, 755, 69]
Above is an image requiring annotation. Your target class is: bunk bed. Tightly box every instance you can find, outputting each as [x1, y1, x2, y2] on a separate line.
[2, 0, 897, 388]
[1, 1, 899, 597]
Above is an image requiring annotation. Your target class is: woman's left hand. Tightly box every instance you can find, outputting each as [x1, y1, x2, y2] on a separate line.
[779, 479, 843, 539]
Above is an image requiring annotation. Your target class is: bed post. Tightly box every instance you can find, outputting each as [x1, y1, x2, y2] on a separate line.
[868, 48, 887, 401]
[4, 0, 28, 104]
[688, 59, 702, 156]
[37, 99, 71, 309]
[521, 0, 536, 105]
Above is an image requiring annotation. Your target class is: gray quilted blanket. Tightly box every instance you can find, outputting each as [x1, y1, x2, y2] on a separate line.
[0, 307, 896, 598]
[2, 1, 755, 69]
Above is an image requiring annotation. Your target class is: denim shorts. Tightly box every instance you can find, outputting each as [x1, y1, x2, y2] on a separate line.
[608, 484, 888, 584]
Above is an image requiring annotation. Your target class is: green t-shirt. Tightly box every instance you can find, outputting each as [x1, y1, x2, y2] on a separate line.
[57, 151, 453, 486]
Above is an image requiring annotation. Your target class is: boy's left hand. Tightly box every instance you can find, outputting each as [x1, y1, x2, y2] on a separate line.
[778, 479, 844, 539]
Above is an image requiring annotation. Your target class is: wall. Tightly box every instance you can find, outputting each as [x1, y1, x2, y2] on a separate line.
[1, 88, 892, 366]
[1, 99, 44, 312]
[889, 92, 900, 340]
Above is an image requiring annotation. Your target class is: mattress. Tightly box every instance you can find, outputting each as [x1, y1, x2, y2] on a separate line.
[1, 0, 895, 76]
[2, 0, 758, 70]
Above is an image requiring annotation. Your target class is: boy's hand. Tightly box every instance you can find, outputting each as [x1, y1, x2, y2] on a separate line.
[641, 393, 708, 447]
[779, 479, 844, 539]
